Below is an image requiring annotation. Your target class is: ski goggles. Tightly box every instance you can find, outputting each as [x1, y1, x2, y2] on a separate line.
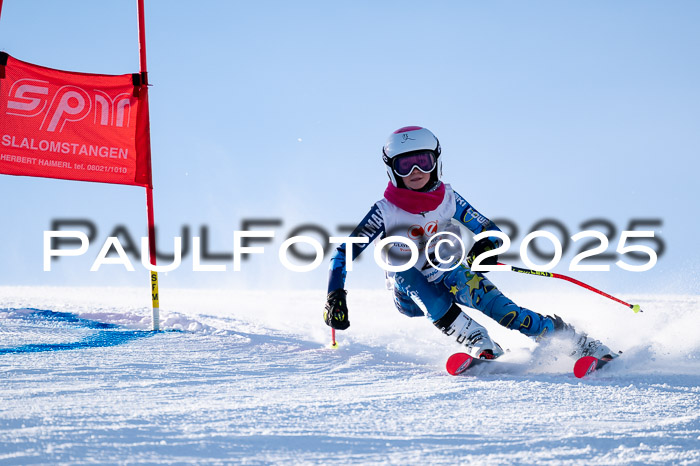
[392, 151, 437, 177]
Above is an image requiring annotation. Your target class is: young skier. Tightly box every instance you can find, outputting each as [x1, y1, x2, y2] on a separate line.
[324, 126, 619, 361]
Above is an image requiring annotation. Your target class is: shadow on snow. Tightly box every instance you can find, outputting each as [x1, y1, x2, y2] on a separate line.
[0, 308, 156, 354]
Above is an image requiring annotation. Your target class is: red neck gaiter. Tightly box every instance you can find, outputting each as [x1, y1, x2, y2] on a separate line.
[383, 182, 445, 214]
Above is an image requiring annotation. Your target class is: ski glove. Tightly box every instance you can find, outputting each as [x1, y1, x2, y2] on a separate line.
[466, 237, 498, 270]
[324, 289, 350, 330]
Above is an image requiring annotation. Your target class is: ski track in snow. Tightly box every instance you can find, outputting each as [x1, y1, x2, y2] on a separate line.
[1, 287, 699, 464]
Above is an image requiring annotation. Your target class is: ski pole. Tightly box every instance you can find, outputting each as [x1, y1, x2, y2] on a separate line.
[331, 328, 338, 348]
[497, 262, 642, 313]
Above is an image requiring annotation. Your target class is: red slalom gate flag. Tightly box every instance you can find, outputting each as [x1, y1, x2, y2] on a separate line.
[0, 53, 152, 187]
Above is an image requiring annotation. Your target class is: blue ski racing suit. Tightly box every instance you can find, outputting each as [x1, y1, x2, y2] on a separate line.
[327, 183, 555, 340]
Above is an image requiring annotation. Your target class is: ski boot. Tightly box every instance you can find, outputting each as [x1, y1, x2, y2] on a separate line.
[549, 314, 620, 360]
[434, 303, 504, 359]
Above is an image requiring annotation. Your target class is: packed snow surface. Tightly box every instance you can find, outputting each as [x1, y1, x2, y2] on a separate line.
[1, 287, 699, 464]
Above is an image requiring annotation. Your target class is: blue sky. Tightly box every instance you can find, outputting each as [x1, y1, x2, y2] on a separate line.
[0, 1, 698, 296]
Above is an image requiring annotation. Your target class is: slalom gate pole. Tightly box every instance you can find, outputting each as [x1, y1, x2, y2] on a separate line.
[137, 0, 159, 331]
[497, 262, 643, 313]
[147, 188, 159, 331]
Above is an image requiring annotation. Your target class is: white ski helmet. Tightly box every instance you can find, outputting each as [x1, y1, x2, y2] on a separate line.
[382, 126, 442, 190]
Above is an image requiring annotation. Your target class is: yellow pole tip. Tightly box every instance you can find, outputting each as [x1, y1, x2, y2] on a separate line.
[632, 304, 642, 313]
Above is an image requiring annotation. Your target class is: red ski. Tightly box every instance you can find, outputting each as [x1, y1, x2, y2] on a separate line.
[446, 352, 493, 376]
[573, 355, 614, 378]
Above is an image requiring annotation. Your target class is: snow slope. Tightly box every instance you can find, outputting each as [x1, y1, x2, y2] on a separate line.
[1, 287, 699, 464]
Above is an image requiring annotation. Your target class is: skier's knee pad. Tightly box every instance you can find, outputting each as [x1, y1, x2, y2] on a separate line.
[441, 266, 498, 310]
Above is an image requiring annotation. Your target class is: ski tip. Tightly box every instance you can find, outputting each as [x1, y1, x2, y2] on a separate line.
[446, 352, 474, 376]
[573, 355, 598, 378]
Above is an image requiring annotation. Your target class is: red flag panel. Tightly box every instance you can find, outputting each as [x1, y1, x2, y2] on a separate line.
[0, 54, 152, 187]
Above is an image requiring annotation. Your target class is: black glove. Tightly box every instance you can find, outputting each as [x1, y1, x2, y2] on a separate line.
[466, 238, 498, 269]
[324, 289, 349, 330]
